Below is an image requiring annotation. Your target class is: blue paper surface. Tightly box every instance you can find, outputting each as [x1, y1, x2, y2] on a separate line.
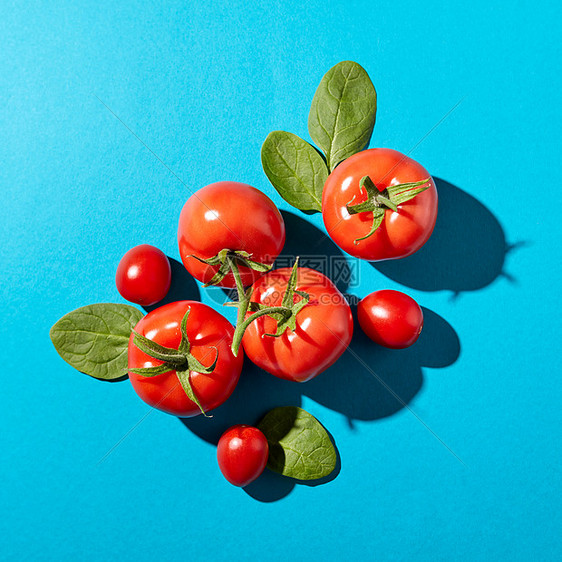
[1, 1, 560, 560]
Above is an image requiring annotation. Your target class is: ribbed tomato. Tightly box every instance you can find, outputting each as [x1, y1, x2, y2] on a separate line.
[242, 267, 353, 382]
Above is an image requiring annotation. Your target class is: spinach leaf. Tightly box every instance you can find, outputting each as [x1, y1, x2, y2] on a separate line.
[50, 303, 143, 380]
[261, 130, 328, 212]
[308, 61, 376, 170]
[258, 406, 336, 480]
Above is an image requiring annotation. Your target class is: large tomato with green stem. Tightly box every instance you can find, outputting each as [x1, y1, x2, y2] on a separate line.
[322, 148, 438, 261]
[240, 265, 353, 382]
[178, 181, 286, 287]
[128, 301, 243, 417]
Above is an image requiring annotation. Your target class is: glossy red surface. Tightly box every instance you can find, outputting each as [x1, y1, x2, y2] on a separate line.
[115, 244, 171, 306]
[242, 267, 353, 382]
[217, 425, 269, 487]
[128, 301, 243, 417]
[358, 290, 423, 349]
[322, 148, 438, 261]
[178, 181, 285, 287]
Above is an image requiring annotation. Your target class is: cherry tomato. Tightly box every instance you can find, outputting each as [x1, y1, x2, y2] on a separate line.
[217, 425, 269, 487]
[242, 267, 353, 382]
[178, 181, 286, 287]
[116, 244, 171, 306]
[322, 148, 438, 261]
[128, 301, 243, 417]
[358, 290, 423, 349]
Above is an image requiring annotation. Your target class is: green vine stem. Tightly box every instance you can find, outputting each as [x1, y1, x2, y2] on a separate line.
[189, 249, 273, 286]
[347, 175, 431, 243]
[190, 249, 310, 356]
[227, 255, 309, 356]
[194, 253, 308, 356]
[129, 307, 217, 416]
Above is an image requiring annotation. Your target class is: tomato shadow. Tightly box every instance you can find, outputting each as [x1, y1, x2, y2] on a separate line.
[142, 257, 201, 313]
[274, 211, 460, 420]
[179, 360, 304, 501]
[180, 369, 342, 502]
[278, 210, 354, 294]
[202, 210, 354, 307]
[372, 178, 525, 296]
[179, 360, 302, 444]
[302, 303, 459, 422]
[179, 212, 460, 502]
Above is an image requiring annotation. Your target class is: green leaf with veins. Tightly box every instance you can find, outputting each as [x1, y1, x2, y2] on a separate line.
[308, 61, 377, 171]
[258, 406, 337, 480]
[261, 130, 328, 212]
[50, 303, 143, 380]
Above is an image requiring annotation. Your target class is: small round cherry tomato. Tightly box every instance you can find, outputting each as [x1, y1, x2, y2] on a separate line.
[128, 301, 243, 417]
[322, 148, 438, 261]
[217, 425, 269, 487]
[242, 267, 353, 382]
[178, 181, 286, 287]
[116, 244, 171, 306]
[358, 290, 423, 349]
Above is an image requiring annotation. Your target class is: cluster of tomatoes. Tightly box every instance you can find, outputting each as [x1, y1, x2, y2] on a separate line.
[114, 147, 438, 487]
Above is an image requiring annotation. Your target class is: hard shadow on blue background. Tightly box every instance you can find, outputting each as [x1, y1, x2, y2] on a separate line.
[2, 0, 559, 557]
[144, 257, 202, 311]
[174, 194, 511, 501]
[174, 175, 518, 501]
[373, 178, 525, 295]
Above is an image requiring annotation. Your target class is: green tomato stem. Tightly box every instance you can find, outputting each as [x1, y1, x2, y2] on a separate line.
[226, 256, 310, 357]
[346, 175, 431, 243]
[130, 307, 216, 416]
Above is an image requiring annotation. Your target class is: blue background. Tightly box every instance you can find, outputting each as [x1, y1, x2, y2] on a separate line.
[1, 1, 560, 560]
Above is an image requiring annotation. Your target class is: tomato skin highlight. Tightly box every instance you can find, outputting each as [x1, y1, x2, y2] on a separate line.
[242, 267, 353, 382]
[358, 290, 423, 349]
[128, 301, 243, 417]
[115, 244, 171, 306]
[217, 425, 269, 487]
[322, 148, 438, 261]
[178, 181, 286, 287]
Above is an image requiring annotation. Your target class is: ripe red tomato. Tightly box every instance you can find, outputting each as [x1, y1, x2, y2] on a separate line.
[128, 301, 243, 417]
[115, 244, 171, 306]
[358, 290, 423, 349]
[178, 181, 286, 287]
[322, 148, 438, 261]
[217, 425, 269, 487]
[242, 267, 353, 382]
